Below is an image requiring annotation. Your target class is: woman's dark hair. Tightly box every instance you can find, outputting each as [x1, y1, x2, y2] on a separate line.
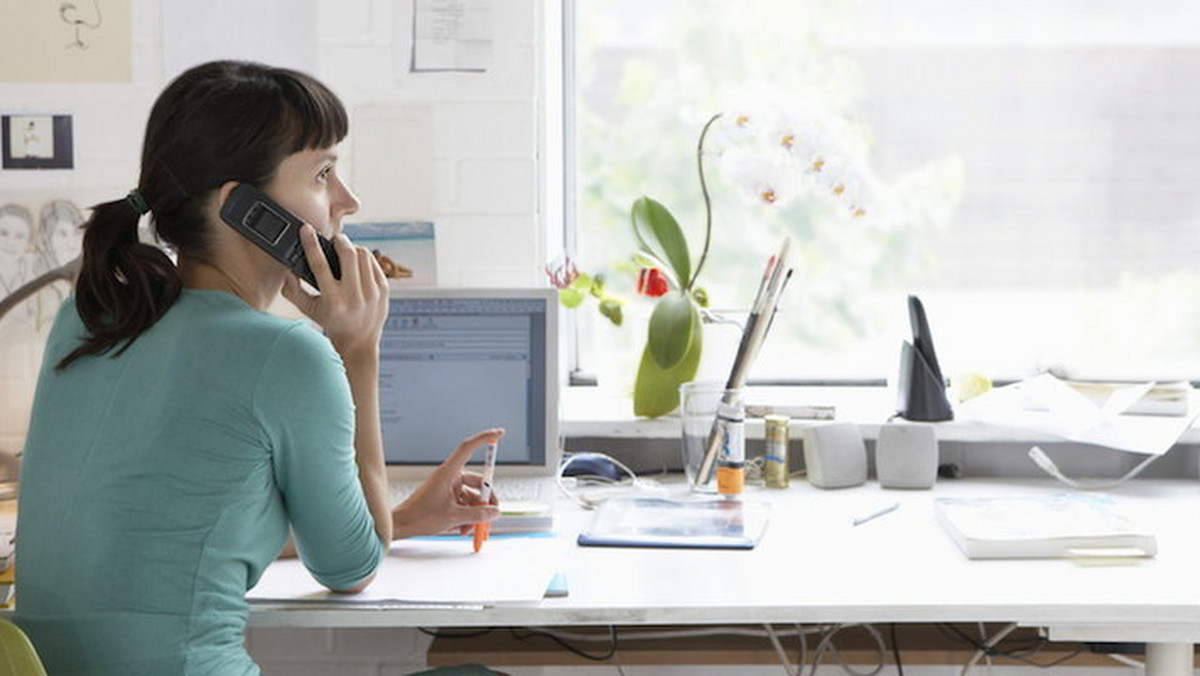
[58, 60, 348, 370]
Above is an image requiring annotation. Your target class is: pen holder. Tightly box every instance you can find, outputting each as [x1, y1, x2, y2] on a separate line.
[896, 341, 953, 422]
[679, 382, 743, 493]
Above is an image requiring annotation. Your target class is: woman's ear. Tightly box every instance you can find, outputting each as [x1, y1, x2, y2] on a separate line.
[216, 181, 240, 211]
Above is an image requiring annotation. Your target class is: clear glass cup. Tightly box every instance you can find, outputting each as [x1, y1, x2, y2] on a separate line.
[679, 381, 744, 493]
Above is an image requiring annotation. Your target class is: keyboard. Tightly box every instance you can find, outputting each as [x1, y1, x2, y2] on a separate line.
[390, 476, 558, 506]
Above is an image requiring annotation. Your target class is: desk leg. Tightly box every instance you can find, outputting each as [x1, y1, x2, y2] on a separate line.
[1146, 642, 1192, 676]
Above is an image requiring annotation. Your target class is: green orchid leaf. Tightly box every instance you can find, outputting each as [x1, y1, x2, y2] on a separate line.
[558, 287, 585, 309]
[599, 297, 623, 326]
[631, 196, 691, 288]
[647, 293, 696, 369]
[633, 307, 703, 418]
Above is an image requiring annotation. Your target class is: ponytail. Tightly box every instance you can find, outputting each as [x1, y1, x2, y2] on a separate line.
[56, 197, 182, 371]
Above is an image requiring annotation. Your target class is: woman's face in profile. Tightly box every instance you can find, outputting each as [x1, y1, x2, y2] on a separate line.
[0, 213, 31, 260]
[265, 146, 360, 240]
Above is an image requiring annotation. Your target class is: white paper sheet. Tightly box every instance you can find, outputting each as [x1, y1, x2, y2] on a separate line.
[412, 0, 493, 72]
[247, 534, 562, 605]
[957, 374, 1200, 456]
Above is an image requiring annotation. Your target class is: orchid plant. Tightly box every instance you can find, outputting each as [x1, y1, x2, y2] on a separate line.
[550, 103, 877, 418]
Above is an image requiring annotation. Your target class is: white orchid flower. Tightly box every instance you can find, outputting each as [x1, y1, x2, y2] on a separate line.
[719, 146, 803, 207]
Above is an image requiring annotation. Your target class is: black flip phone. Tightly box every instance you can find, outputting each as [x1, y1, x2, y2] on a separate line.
[219, 183, 341, 289]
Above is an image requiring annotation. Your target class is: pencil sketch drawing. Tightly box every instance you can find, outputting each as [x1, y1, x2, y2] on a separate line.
[60, 1, 103, 50]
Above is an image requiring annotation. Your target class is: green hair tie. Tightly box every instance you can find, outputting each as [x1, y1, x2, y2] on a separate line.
[125, 189, 150, 216]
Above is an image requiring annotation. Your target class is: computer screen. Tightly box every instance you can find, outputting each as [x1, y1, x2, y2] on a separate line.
[378, 289, 557, 473]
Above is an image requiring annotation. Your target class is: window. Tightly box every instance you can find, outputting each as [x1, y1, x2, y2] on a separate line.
[567, 0, 1200, 387]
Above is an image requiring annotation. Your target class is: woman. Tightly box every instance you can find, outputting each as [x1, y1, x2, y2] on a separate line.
[15, 60, 501, 675]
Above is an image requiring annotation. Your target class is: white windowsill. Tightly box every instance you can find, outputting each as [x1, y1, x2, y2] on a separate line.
[562, 385, 1200, 445]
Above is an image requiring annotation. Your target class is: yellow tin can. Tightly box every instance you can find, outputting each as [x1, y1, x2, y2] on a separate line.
[763, 415, 790, 488]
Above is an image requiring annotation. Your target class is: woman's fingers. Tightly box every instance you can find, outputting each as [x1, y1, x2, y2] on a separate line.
[298, 225, 336, 289]
[441, 428, 505, 472]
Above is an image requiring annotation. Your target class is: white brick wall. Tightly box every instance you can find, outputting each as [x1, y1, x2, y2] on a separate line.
[0, 0, 546, 451]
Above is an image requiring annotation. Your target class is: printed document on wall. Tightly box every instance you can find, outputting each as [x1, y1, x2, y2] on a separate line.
[412, 0, 493, 72]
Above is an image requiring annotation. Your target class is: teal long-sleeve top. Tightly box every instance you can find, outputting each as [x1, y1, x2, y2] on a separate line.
[15, 289, 385, 675]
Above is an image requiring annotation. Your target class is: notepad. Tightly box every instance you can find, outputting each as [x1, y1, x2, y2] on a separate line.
[248, 533, 562, 604]
[577, 497, 770, 549]
[934, 494, 1156, 560]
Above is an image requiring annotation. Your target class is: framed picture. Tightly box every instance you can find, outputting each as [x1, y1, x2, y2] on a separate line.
[1, 115, 74, 170]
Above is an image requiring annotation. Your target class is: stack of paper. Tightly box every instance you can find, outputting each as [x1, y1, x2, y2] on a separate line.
[935, 494, 1156, 559]
[493, 500, 553, 534]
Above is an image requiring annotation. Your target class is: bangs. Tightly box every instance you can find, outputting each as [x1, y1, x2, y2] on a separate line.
[277, 70, 348, 153]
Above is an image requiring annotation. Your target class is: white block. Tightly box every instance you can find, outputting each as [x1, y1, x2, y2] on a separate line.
[875, 423, 939, 489]
[801, 423, 867, 489]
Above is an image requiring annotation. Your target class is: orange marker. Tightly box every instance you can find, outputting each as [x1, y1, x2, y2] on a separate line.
[473, 440, 498, 552]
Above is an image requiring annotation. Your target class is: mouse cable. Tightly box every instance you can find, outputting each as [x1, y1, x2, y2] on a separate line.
[417, 627, 494, 639]
[507, 625, 618, 662]
[765, 623, 796, 675]
[555, 452, 663, 509]
[939, 622, 1077, 665]
[960, 623, 1017, 676]
[806, 623, 887, 676]
[525, 624, 830, 644]
[889, 623, 904, 676]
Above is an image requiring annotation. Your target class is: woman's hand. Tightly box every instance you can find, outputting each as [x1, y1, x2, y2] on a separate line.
[281, 224, 389, 359]
[393, 428, 505, 539]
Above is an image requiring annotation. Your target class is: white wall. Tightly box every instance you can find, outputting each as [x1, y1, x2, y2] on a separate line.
[0, 0, 549, 452]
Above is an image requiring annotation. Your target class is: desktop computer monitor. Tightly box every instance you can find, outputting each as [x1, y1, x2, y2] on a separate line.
[379, 287, 560, 480]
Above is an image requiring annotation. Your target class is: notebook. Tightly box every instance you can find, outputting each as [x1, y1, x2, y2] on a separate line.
[934, 494, 1156, 559]
[381, 287, 561, 505]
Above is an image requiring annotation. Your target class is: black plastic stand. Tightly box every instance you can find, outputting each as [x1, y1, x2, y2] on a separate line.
[896, 340, 953, 421]
[896, 295, 953, 422]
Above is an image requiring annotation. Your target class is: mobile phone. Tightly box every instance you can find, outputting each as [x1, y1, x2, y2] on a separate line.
[219, 183, 341, 289]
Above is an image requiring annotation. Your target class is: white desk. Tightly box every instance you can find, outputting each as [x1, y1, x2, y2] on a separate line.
[249, 478, 1200, 674]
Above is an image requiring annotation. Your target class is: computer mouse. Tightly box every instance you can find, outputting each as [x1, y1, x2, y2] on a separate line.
[561, 453, 626, 482]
